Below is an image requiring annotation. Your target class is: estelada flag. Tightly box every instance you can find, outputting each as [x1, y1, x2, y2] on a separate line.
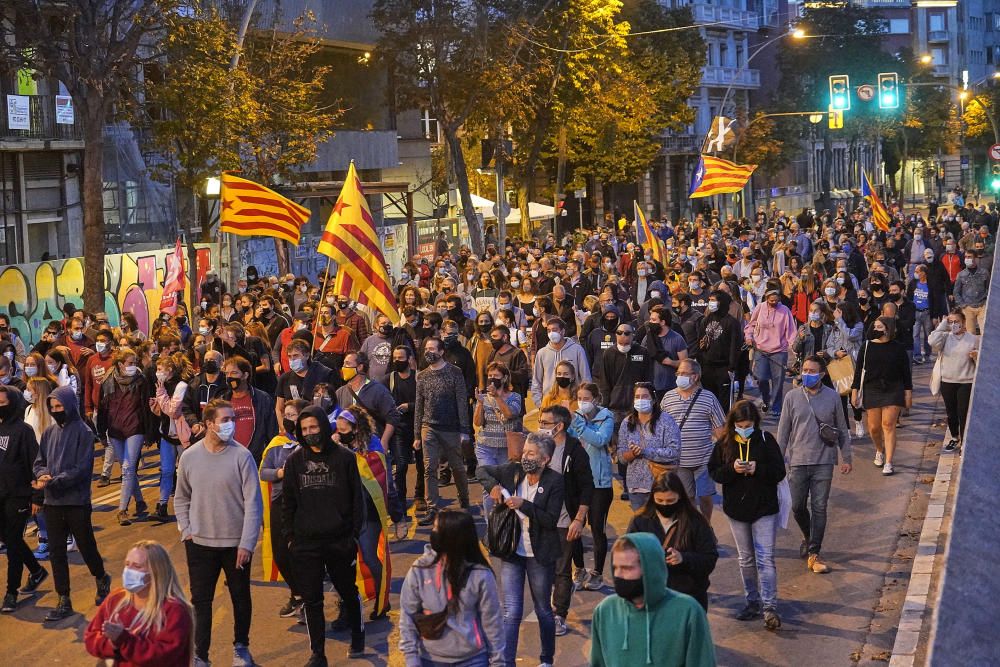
[220, 173, 310, 244]
[634, 200, 664, 265]
[689, 155, 757, 198]
[317, 162, 400, 322]
[159, 237, 186, 315]
[861, 170, 891, 232]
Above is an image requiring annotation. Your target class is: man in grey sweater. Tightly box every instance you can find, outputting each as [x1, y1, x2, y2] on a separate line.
[776, 355, 851, 575]
[175, 399, 263, 667]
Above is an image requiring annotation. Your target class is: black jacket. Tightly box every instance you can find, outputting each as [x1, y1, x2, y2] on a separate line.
[220, 386, 278, 463]
[477, 463, 564, 566]
[282, 406, 365, 545]
[594, 343, 652, 414]
[552, 435, 593, 523]
[627, 510, 718, 606]
[708, 429, 786, 524]
[0, 388, 39, 500]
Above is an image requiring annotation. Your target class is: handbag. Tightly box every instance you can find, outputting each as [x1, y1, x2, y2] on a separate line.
[486, 503, 521, 559]
[825, 355, 855, 397]
[930, 356, 942, 396]
[413, 568, 466, 640]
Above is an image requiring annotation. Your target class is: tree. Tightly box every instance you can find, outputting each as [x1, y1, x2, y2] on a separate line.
[2, 0, 177, 311]
[732, 112, 800, 204]
[963, 87, 1000, 146]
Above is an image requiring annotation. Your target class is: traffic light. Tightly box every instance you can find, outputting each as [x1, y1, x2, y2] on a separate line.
[992, 164, 1000, 191]
[878, 72, 899, 109]
[829, 74, 851, 111]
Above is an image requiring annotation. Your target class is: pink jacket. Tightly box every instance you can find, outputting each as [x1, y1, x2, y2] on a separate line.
[744, 302, 798, 354]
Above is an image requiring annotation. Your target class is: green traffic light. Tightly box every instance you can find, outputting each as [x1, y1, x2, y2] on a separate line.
[992, 178, 1000, 191]
[833, 95, 847, 110]
[881, 93, 896, 107]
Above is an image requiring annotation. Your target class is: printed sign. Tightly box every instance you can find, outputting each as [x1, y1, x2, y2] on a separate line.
[6, 95, 30, 131]
[55, 95, 74, 125]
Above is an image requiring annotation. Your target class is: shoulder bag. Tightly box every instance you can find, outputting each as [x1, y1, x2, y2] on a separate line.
[642, 420, 677, 481]
[803, 388, 840, 447]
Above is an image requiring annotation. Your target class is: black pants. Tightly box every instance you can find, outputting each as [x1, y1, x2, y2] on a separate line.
[0, 497, 41, 594]
[702, 365, 733, 412]
[413, 445, 426, 500]
[840, 395, 864, 424]
[269, 497, 297, 596]
[184, 541, 252, 660]
[45, 504, 105, 597]
[940, 381, 973, 441]
[576, 487, 613, 576]
[293, 539, 362, 656]
[553, 527, 576, 618]
[736, 348, 751, 398]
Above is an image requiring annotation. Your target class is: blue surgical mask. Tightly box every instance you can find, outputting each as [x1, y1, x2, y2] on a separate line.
[121, 566, 148, 593]
[735, 425, 755, 439]
[802, 373, 822, 389]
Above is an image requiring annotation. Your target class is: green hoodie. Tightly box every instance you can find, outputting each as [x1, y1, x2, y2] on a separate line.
[591, 532, 716, 667]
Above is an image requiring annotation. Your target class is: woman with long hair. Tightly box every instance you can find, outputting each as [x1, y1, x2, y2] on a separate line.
[399, 285, 427, 316]
[529, 296, 555, 357]
[399, 510, 504, 666]
[708, 400, 786, 630]
[243, 321, 277, 395]
[473, 362, 523, 514]
[44, 347, 79, 400]
[541, 360, 579, 412]
[149, 353, 197, 521]
[627, 472, 719, 610]
[928, 309, 979, 452]
[85, 540, 194, 665]
[616, 382, 682, 511]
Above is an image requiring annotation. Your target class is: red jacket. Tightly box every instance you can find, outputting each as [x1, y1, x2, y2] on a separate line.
[940, 253, 962, 284]
[83, 353, 115, 416]
[85, 590, 192, 667]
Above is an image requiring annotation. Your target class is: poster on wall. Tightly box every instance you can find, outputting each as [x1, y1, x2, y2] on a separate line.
[6, 95, 30, 131]
[55, 95, 74, 125]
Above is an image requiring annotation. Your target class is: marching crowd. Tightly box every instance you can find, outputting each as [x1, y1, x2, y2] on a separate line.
[0, 197, 992, 666]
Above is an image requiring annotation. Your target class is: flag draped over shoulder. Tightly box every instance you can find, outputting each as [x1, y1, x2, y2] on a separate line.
[317, 162, 400, 322]
[861, 171, 891, 232]
[355, 449, 391, 617]
[220, 173, 311, 244]
[688, 155, 757, 198]
[634, 200, 664, 265]
[258, 435, 296, 582]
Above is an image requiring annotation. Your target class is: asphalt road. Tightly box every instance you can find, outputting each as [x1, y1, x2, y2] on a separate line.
[0, 365, 942, 666]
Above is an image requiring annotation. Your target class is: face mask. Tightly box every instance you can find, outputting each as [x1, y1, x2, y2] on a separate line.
[121, 566, 149, 593]
[634, 398, 652, 413]
[688, 281, 700, 291]
[649, 290, 662, 300]
[637, 269, 648, 277]
[914, 234, 922, 240]
[338, 431, 356, 445]
[530, 270, 539, 278]
[613, 576, 644, 602]
[490, 338, 505, 350]
[342, 366, 358, 382]
[578, 400, 595, 414]
[802, 373, 822, 389]
[734, 425, 754, 439]
[547, 331, 563, 344]
[869, 328, 885, 340]
[177, 317, 187, 326]
[655, 502, 679, 518]
[199, 326, 211, 336]
[299, 284, 308, 293]
[95, 342, 108, 354]
[71, 331, 83, 341]
[303, 432, 325, 448]
[889, 292, 901, 301]
[227, 377, 243, 391]
[555, 376, 572, 389]
[836, 277, 846, 285]
[951, 323, 961, 334]
[379, 324, 394, 336]
[338, 301, 350, 310]
[751, 274, 762, 283]
[520, 456, 543, 474]
[604, 318, 619, 332]
[510, 280, 520, 289]
[443, 333, 459, 346]
[200, 301, 209, 310]
[51, 410, 68, 426]
[22, 389, 33, 404]
[25, 366, 37, 378]
[676, 375, 693, 390]
[707, 301, 719, 313]
[424, 351, 441, 364]
[824, 287, 837, 297]
[965, 258, 975, 268]
[289, 358, 306, 373]
[214, 420, 235, 441]
[281, 417, 297, 435]
[155, 371, 170, 383]
[858, 297, 869, 306]
[392, 360, 409, 373]
[45, 363, 58, 376]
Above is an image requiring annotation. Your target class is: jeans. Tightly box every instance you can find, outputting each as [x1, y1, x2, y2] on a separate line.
[629, 492, 649, 512]
[913, 310, 932, 358]
[184, 541, 252, 660]
[579, 487, 613, 576]
[500, 555, 555, 667]
[421, 653, 489, 667]
[0, 497, 42, 594]
[940, 381, 973, 441]
[728, 513, 779, 610]
[476, 444, 509, 516]
[108, 434, 145, 512]
[100, 442, 117, 478]
[422, 427, 469, 508]
[787, 465, 834, 555]
[293, 539, 362, 657]
[45, 504, 106, 596]
[752, 350, 788, 413]
[158, 438, 178, 504]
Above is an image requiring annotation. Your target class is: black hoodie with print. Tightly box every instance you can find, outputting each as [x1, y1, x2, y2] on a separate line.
[0, 386, 38, 500]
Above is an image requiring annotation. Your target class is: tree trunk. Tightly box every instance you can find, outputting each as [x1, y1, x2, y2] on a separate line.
[81, 111, 107, 313]
[444, 124, 484, 255]
[821, 129, 833, 211]
[274, 238, 290, 276]
[553, 124, 567, 238]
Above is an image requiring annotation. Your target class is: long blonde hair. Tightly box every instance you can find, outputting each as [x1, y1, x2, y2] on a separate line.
[112, 540, 193, 637]
[25, 377, 54, 437]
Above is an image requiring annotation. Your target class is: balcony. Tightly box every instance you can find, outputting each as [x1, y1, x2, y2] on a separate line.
[928, 30, 950, 42]
[701, 66, 761, 89]
[0, 94, 83, 148]
[661, 134, 701, 155]
[932, 64, 952, 78]
[691, 2, 760, 31]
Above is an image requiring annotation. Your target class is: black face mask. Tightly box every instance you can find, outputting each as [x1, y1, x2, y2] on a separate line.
[227, 378, 243, 391]
[443, 334, 458, 347]
[202, 361, 219, 375]
[0, 401, 15, 423]
[613, 576, 644, 602]
[337, 301, 350, 310]
[392, 360, 409, 373]
[489, 378, 504, 390]
[477, 323, 492, 334]
[339, 431, 356, 445]
[51, 410, 68, 426]
[283, 418, 297, 435]
[303, 433, 326, 448]
[177, 316, 187, 326]
[858, 297, 869, 306]
[604, 318, 619, 332]
[655, 502, 679, 518]
[555, 376, 572, 389]
[379, 325, 393, 336]
[869, 328, 885, 340]
[490, 338, 505, 350]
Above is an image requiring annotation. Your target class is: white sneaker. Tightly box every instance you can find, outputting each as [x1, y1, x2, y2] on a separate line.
[882, 462, 894, 476]
[874, 451, 885, 467]
[854, 421, 865, 438]
[66, 536, 77, 552]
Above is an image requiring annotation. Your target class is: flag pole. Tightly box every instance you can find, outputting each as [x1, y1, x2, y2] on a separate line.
[311, 256, 334, 353]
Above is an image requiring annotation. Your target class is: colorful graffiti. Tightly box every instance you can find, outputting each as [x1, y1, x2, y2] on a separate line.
[0, 244, 218, 347]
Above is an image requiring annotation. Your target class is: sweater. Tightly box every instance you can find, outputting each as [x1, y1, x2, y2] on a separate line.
[776, 385, 852, 466]
[414, 363, 470, 435]
[617, 414, 682, 494]
[33, 385, 96, 506]
[84, 591, 193, 667]
[530, 338, 592, 407]
[852, 340, 913, 392]
[928, 323, 980, 383]
[744, 302, 798, 354]
[174, 440, 263, 551]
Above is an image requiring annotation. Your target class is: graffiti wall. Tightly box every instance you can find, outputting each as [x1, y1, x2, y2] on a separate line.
[0, 244, 218, 348]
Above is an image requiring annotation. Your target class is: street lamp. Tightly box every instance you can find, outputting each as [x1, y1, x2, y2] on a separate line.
[920, 54, 933, 64]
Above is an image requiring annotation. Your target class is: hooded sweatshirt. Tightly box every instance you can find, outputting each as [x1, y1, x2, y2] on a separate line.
[530, 337, 592, 407]
[591, 533, 716, 667]
[0, 387, 39, 499]
[33, 385, 96, 506]
[398, 545, 505, 667]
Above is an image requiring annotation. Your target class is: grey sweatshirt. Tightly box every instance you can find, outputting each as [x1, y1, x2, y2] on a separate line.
[776, 385, 852, 466]
[174, 440, 263, 551]
[399, 545, 505, 667]
[530, 338, 592, 406]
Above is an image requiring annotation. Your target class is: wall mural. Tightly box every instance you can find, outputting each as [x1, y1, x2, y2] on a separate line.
[0, 244, 218, 348]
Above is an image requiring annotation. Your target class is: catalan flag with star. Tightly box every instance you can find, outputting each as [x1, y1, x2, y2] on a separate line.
[688, 154, 757, 198]
[220, 173, 311, 244]
[861, 170, 891, 232]
[318, 161, 400, 322]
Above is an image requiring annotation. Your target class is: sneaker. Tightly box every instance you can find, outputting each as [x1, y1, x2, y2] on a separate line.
[915, 356, 926, 365]
[882, 462, 894, 476]
[873, 451, 885, 467]
[807, 553, 831, 574]
[297, 605, 306, 625]
[417, 508, 437, 527]
[20, 567, 48, 595]
[459, 498, 470, 510]
[97, 475, 111, 488]
[33, 540, 49, 561]
[155, 502, 169, 520]
[572, 568, 590, 590]
[117, 510, 132, 526]
[585, 571, 605, 591]
[67, 536, 77, 552]
[554, 615, 568, 636]
[305, 654, 328, 667]
[233, 643, 254, 667]
[135, 499, 149, 518]
[1, 592, 17, 613]
[194, 658, 212, 667]
[799, 540, 809, 559]
[855, 421, 866, 439]
[279, 595, 303, 618]
[735, 602, 762, 621]
[96, 573, 112, 605]
[944, 439, 959, 452]
[348, 631, 365, 658]
[763, 608, 782, 631]
[413, 498, 428, 513]
[44, 595, 74, 622]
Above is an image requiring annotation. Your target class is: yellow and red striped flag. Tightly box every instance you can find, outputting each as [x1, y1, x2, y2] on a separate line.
[220, 173, 311, 244]
[318, 162, 400, 322]
[688, 155, 757, 198]
[861, 170, 891, 232]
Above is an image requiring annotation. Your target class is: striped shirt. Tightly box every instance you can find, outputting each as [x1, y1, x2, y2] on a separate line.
[660, 387, 726, 467]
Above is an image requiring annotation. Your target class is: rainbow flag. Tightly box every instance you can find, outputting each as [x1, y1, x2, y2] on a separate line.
[861, 171, 891, 232]
[634, 200, 665, 265]
[689, 155, 757, 198]
[355, 450, 391, 617]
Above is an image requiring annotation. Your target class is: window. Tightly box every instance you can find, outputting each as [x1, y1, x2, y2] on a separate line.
[889, 18, 909, 34]
[720, 42, 728, 67]
[736, 45, 745, 67]
[929, 13, 945, 32]
[931, 48, 946, 65]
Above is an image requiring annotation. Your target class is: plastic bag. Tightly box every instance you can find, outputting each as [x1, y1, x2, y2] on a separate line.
[486, 503, 521, 559]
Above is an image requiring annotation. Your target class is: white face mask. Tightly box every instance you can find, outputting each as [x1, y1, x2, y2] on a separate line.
[155, 371, 170, 383]
[547, 331, 563, 344]
[616, 343, 630, 353]
[824, 287, 837, 297]
[95, 342, 108, 354]
[24, 366, 37, 378]
[578, 400, 595, 414]
[47, 363, 59, 375]
[808, 312, 821, 322]
[123, 365, 138, 377]
[216, 420, 236, 442]
[751, 274, 762, 283]
[707, 301, 719, 313]
[22, 388, 34, 404]
[634, 398, 652, 413]
[121, 566, 149, 593]
[676, 375, 693, 390]
[650, 290, 661, 300]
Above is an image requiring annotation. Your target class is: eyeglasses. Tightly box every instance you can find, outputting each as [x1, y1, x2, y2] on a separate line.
[538, 421, 557, 428]
[616, 329, 634, 336]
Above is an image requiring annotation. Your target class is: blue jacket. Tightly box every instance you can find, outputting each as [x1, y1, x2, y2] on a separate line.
[569, 407, 615, 488]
